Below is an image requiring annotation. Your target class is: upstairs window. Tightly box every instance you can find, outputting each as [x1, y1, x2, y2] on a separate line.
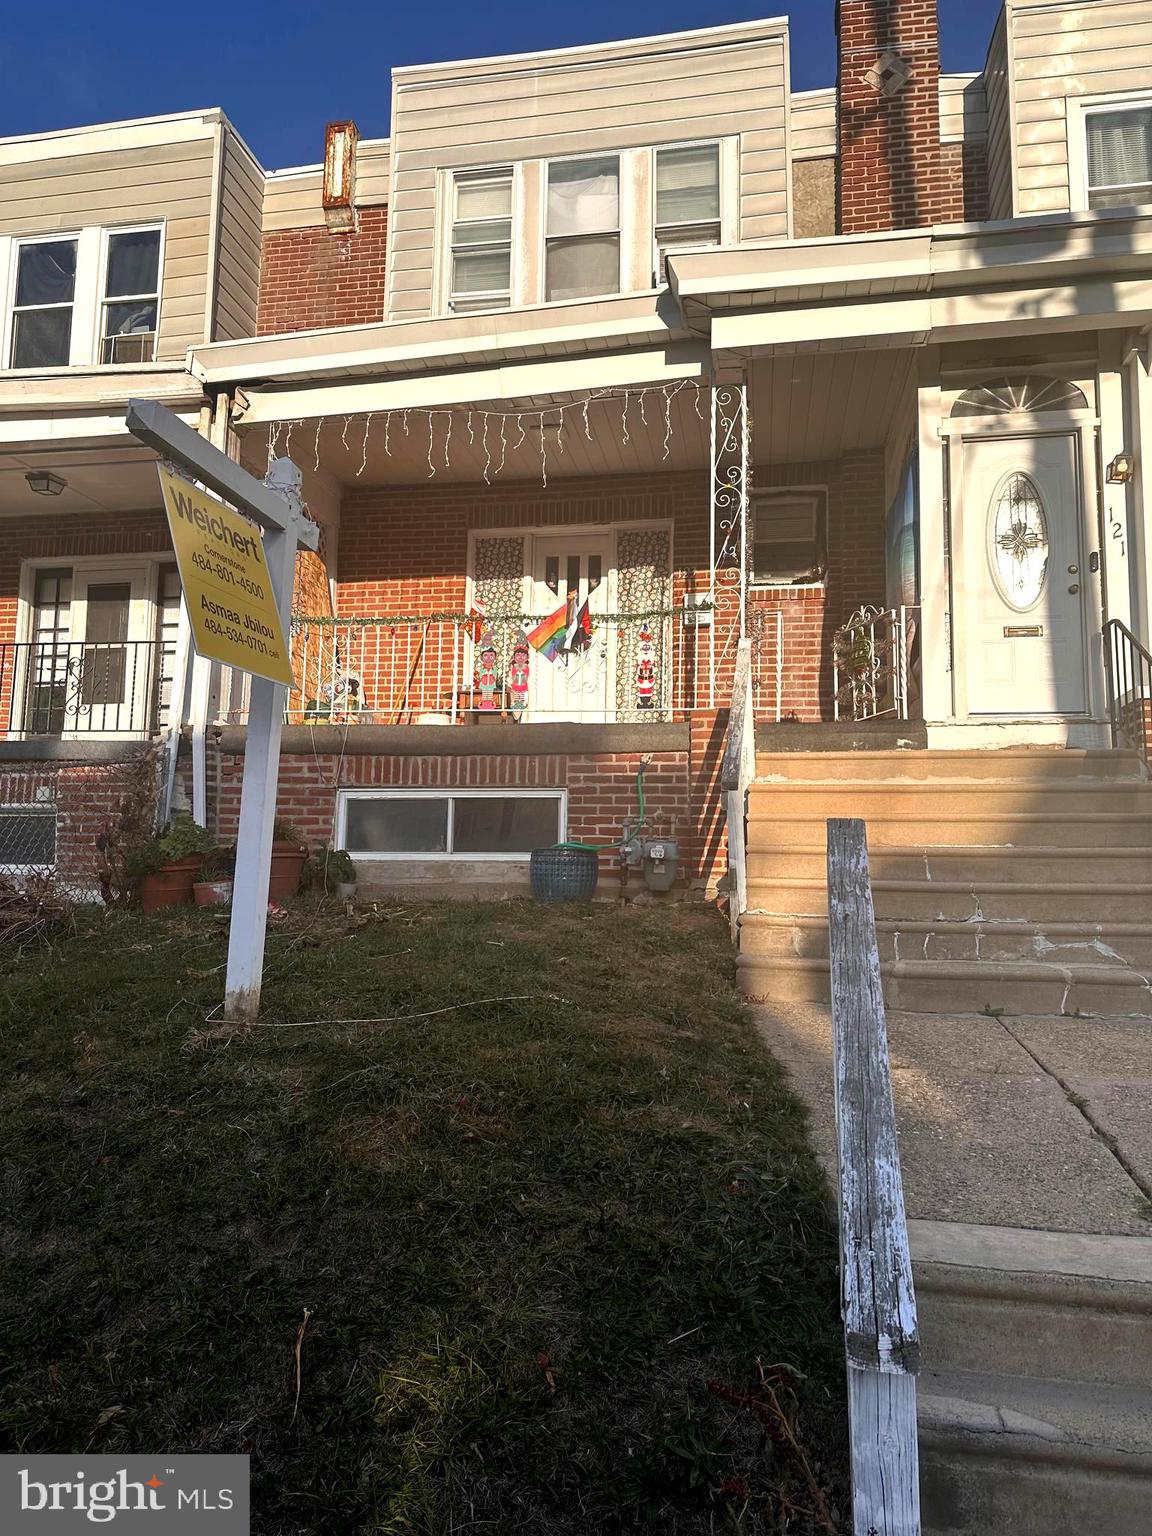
[10, 239, 77, 368]
[449, 171, 513, 313]
[545, 156, 620, 302]
[101, 228, 161, 362]
[655, 143, 721, 278]
[751, 490, 827, 586]
[1084, 101, 1152, 209]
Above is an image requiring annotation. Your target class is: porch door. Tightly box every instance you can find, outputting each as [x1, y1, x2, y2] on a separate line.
[957, 432, 1088, 716]
[529, 534, 614, 722]
[66, 567, 153, 736]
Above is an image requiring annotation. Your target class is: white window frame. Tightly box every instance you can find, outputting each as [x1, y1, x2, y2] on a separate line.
[4, 231, 87, 370]
[0, 799, 57, 876]
[337, 787, 568, 862]
[542, 149, 625, 306]
[445, 169, 515, 316]
[749, 485, 829, 589]
[97, 222, 164, 364]
[1069, 91, 1152, 213]
[651, 138, 731, 285]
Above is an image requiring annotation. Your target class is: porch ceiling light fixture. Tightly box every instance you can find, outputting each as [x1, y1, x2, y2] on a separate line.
[25, 470, 66, 497]
[1107, 451, 1135, 484]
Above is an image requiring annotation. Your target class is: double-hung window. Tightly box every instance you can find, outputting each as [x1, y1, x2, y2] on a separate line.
[1084, 101, 1152, 209]
[654, 143, 721, 279]
[545, 156, 620, 302]
[101, 227, 161, 362]
[449, 170, 513, 313]
[10, 239, 78, 368]
[751, 490, 828, 586]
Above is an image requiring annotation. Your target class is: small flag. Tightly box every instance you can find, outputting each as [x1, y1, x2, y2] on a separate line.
[465, 600, 486, 644]
[528, 596, 574, 662]
[563, 597, 594, 654]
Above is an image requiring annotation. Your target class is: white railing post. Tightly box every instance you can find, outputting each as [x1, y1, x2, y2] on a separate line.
[710, 380, 750, 707]
[721, 638, 756, 945]
[827, 818, 921, 1536]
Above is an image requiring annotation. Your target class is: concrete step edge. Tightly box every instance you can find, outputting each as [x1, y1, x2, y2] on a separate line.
[743, 879, 1152, 896]
[741, 914, 1152, 939]
[735, 954, 1152, 986]
[908, 1220, 1152, 1286]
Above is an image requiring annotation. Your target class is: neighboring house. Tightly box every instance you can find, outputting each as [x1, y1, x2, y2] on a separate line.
[1, 0, 1151, 899]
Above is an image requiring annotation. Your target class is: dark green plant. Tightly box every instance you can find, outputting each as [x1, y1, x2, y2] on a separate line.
[200, 844, 237, 881]
[272, 816, 303, 846]
[94, 746, 163, 905]
[305, 846, 357, 891]
[156, 817, 214, 863]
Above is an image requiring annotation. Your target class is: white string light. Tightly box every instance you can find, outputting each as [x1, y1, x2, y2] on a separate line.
[495, 415, 507, 478]
[426, 410, 437, 477]
[383, 412, 392, 456]
[443, 410, 452, 470]
[481, 413, 491, 485]
[313, 420, 322, 473]
[359, 413, 373, 477]
[538, 411, 547, 488]
[340, 415, 352, 452]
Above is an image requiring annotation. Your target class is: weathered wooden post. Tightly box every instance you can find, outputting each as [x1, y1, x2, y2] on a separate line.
[826, 817, 921, 1535]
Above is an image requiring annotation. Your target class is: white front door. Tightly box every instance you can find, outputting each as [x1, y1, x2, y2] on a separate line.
[529, 534, 614, 722]
[956, 432, 1088, 717]
[67, 566, 154, 736]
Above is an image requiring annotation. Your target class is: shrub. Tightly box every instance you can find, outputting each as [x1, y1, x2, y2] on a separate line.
[304, 846, 357, 892]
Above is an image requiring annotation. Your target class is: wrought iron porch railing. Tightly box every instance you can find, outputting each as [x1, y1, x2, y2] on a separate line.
[1103, 618, 1152, 775]
[832, 605, 920, 723]
[284, 611, 720, 725]
[0, 640, 164, 737]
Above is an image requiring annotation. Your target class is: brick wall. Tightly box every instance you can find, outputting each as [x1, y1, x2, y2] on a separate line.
[213, 745, 697, 885]
[939, 140, 990, 224]
[0, 758, 146, 897]
[837, 0, 953, 232]
[256, 207, 388, 335]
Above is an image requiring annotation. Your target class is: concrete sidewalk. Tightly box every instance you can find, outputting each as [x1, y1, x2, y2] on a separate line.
[753, 1003, 1152, 1235]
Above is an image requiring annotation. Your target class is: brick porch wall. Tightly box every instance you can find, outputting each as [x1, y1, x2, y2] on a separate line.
[256, 207, 389, 336]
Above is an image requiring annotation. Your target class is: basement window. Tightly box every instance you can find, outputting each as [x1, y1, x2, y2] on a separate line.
[750, 489, 828, 585]
[338, 788, 565, 859]
[0, 807, 56, 872]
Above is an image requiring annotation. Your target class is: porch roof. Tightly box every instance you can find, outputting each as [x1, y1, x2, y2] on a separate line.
[668, 207, 1152, 358]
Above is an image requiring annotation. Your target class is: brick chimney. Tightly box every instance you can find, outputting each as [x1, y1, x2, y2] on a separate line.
[836, 0, 945, 234]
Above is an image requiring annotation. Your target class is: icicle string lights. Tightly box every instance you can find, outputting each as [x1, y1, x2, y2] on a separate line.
[265, 381, 708, 490]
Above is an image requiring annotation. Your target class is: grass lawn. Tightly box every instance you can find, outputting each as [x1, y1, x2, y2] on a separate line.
[0, 899, 846, 1534]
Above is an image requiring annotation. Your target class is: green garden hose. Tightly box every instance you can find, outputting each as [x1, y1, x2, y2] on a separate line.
[551, 761, 647, 853]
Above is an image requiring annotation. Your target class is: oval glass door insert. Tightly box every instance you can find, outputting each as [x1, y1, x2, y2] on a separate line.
[990, 472, 1049, 610]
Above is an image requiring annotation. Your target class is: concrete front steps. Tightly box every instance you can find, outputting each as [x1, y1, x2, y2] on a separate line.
[738, 747, 1152, 1016]
[911, 1221, 1152, 1535]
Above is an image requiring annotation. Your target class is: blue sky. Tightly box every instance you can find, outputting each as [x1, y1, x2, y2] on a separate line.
[0, 1, 1006, 170]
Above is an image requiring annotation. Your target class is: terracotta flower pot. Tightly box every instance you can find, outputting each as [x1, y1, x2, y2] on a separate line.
[193, 879, 234, 907]
[139, 856, 202, 913]
[268, 841, 307, 902]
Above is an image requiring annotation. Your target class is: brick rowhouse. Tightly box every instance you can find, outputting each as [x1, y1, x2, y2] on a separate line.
[837, 0, 951, 233]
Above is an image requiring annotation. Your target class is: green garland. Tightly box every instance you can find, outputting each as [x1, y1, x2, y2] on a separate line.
[292, 606, 707, 627]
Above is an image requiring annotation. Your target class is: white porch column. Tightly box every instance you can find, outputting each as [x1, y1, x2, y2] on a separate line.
[1099, 339, 1135, 634]
[1126, 337, 1152, 645]
[916, 356, 952, 725]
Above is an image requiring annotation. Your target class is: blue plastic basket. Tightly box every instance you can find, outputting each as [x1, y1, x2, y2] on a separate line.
[529, 846, 599, 903]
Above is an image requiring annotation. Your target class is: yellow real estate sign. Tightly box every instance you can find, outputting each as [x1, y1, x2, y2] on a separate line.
[157, 464, 294, 687]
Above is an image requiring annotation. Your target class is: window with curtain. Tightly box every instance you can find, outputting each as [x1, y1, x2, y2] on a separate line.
[1085, 104, 1152, 209]
[101, 228, 161, 363]
[545, 156, 620, 302]
[450, 171, 513, 313]
[751, 491, 828, 585]
[655, 143, 721, 279]
[10, 240, 77, 368]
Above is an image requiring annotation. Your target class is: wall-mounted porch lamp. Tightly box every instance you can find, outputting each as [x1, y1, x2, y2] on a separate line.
[1107, 451, 1135, 485]
[25, 470, 66, 497]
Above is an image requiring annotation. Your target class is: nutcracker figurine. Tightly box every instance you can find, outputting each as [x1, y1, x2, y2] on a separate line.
[508, 631, 530, 714]
[475, 630, 500, 712]
[635, 622, 657, 711]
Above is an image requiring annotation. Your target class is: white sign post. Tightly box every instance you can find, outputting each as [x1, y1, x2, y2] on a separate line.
[126, 399, 320, 1021]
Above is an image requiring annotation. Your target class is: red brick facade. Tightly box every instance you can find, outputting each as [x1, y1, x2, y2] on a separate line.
[836, 0, 951, 233]
[256, 206, 389, 336]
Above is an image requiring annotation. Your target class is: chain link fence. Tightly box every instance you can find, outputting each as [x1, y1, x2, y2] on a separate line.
[0, 766, 109, 902]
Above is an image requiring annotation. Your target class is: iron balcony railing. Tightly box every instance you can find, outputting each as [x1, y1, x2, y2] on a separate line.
[832, 605, 920, 723]
[1103, 618, 1152, 775]
[0, 640, 165, 737]
[275, 609, 786, 726]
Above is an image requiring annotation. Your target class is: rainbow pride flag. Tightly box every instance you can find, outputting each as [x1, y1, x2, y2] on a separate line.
[528, 595, 574, 662]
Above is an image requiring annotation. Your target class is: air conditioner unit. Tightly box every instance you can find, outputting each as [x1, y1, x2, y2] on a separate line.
[102, 331, 156, 364]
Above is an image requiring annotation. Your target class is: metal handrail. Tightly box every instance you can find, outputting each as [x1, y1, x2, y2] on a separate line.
[721, 638, 756, 944]
[1103, 618, 1152, 774]
[832, 604, 919, 722]
[0, 639, 163, 737]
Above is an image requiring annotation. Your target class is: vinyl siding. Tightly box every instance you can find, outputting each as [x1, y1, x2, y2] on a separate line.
[790, 89, 836, 160]
[262, 140, 391, 232]
[939, 74, 988, 143]
[983, 12, 1015, 218]
[0, 130, 217, 360]
[1009, 0, 1152, 214]
[387, 24, 790, 320]
[214, 128, 263, 341]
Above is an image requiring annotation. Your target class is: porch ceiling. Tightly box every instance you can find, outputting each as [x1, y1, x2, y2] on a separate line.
[242, 385, 710, 488]
[751, 350, 914, 465]
[0, 443, 163, 517]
